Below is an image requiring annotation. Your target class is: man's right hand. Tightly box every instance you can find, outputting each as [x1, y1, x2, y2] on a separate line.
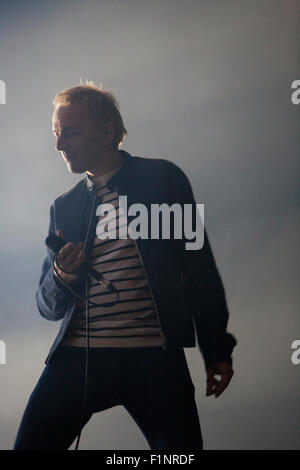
[53, 229, 87, 284]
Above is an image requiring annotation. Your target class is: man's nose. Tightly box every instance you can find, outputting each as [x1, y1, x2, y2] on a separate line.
[56, 135, 67, 151]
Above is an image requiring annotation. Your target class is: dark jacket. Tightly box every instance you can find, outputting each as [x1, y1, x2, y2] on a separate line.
[36, 150, 237, 368]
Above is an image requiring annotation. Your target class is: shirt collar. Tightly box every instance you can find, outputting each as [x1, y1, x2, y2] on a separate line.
[85, 149, 132, 192]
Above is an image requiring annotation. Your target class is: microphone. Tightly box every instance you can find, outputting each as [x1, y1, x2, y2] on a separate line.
[45, 234, 116, 292]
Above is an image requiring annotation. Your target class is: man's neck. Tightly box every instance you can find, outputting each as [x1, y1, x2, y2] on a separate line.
[86, 148, 123, 178]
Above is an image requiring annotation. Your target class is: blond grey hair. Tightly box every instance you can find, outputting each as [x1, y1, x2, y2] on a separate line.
[53, 80, 127, 148]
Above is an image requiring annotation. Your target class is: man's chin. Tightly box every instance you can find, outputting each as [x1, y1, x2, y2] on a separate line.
[66, 162, 85, 174]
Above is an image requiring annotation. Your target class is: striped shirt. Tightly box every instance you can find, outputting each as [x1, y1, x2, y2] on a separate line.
[61, 161, 164, 348]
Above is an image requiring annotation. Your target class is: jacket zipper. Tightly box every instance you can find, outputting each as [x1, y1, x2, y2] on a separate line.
[83, 193, 97, 251]
[83, 192, 97, 297]
[132, 236, 168, 350]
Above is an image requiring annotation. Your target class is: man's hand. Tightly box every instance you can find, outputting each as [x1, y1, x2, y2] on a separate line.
[205, 362, 234, 398]
[53, 229, 86, 284]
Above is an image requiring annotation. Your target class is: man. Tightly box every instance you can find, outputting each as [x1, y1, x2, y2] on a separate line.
[14, 82, 237, 450]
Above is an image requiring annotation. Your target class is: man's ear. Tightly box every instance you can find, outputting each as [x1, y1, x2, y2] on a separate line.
[102, 120, 116, 146]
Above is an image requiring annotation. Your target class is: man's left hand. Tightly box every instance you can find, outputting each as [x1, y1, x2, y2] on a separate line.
[205, 362, 234, 398]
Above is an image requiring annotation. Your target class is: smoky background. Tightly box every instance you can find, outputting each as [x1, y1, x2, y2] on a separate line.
[0, 0, 299, 449]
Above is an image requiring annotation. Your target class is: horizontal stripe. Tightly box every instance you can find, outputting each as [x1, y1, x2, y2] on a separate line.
[94, 184, 107, 191]
[92, 236, 123, 249]
[95, 213, 124, 225]
[96, 205, 120, 218]
[99, 266, 143, 275]
[88, 286, 148, 298]
[62, 337, 164, 348]
[89, 244, 135, 260]
[101, 195, 119, 204]
[64, 334, 161, 339]
[96, 222, 128, 236]
[92, 254, 139, 266]
[68, 325, 159, 331]
[89, 276, 146, 288]
[97, 189, 115, 198]
[87, 306, 154, 321]
[75, 297, 153, 313]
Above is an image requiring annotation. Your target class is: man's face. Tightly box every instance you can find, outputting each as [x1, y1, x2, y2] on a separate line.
[52, 101, 105, 174]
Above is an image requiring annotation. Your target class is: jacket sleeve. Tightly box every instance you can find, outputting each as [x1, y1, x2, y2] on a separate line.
[166, 160, 237, 369]
[36, 202, 85, 321]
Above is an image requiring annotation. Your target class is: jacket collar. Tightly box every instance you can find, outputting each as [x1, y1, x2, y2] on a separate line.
[85, 149, 134, 192]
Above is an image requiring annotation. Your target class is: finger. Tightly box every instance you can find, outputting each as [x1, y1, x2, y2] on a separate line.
[63, 244, 83, 267]
[61, 243, 85, 269]
[206, 387, 217, 396]
[71, 249, 86, 270]
[59, 241, 83, 259]
[206, 378, 218, 395]
[58, 242, 76, 260]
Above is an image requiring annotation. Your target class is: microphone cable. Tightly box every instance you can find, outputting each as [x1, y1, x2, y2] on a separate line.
[46, 190, 119, 450]
[52, 255, 119, 308]
[74, 279, 90, 451]
[49, 247, 119, 450]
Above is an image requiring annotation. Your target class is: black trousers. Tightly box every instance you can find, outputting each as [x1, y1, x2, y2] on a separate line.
[13, 345, 203, 450]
